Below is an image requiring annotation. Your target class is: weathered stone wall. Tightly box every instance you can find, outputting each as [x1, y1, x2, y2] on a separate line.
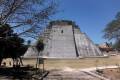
[24, 20, 103, 58]
[75, 33, 103, 57]
[43, 24, 76, 58]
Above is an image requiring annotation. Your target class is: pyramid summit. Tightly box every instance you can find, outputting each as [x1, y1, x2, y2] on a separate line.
[24, 20, 103, 58]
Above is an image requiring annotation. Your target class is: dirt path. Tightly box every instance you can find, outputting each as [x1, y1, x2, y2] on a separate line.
[44, 66, 118, 80]
[44, 69, 101, 80]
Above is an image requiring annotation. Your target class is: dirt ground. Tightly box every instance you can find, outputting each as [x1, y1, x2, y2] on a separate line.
[101, 68, 120, 80]
[22, 55, 120, 70]
[2, 55, 120, 80]
[2, 55, 120, 70]
[43, 69, 101, 80]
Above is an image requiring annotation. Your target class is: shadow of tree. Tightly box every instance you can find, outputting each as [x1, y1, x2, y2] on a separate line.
[0, 66, 42, 80]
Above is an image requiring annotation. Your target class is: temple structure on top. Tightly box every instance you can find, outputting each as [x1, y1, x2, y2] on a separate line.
[24, 20, 103, 58]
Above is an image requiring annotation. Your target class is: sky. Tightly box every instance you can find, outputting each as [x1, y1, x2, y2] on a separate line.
[52, 0, 120, 44]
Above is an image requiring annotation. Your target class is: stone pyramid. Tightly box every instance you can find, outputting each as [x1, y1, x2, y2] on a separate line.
[24, 20, 103, 58]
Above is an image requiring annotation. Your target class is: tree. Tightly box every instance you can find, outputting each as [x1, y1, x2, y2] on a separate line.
[0, 24, 13, 37]
[112, 40, 120, 50]
[36, 38, 44, 52]
[0, 24, 28, 66]
[35, 38, 44, 68]
[103, 12, 120, 49]
[0, 0, 58, 39]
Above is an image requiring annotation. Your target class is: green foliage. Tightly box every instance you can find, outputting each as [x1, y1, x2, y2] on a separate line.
[27, 40, 31, 46]
[0, 24, 13, 37]
[103, 12, 120, 49]
[0, 24, 28, 65]
[35, 38, 44, 52]
[7, 34, 24, 46]
[103, 12, 120, 40]
[112, 40, 120, 49]
[50, 20, 74, 25]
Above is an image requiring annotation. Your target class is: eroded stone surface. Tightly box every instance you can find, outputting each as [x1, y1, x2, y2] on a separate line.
[24, 20, 103, 58]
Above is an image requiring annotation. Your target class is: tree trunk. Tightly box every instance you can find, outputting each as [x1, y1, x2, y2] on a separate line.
[0, 58, 3, 66]
[19, 57, 23, 66]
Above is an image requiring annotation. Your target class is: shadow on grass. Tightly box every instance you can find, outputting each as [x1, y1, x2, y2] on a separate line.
[0, 66, 43, 80]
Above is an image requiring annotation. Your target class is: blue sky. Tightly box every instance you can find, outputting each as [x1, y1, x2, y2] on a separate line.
[52, 0, 120, 44]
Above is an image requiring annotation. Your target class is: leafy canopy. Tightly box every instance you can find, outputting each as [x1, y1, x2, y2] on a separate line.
[35, 38, 44, 52]
[0, 24, 28, 62]
[103, 12, 120, 49]
[103, 12, 120, 40]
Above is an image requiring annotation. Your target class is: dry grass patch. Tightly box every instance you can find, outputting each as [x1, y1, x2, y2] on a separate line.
[22, 56, 120, 70]
[3, 56, 120, 70]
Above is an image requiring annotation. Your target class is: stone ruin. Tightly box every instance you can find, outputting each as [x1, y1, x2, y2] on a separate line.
[24, 20, 104, 58]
